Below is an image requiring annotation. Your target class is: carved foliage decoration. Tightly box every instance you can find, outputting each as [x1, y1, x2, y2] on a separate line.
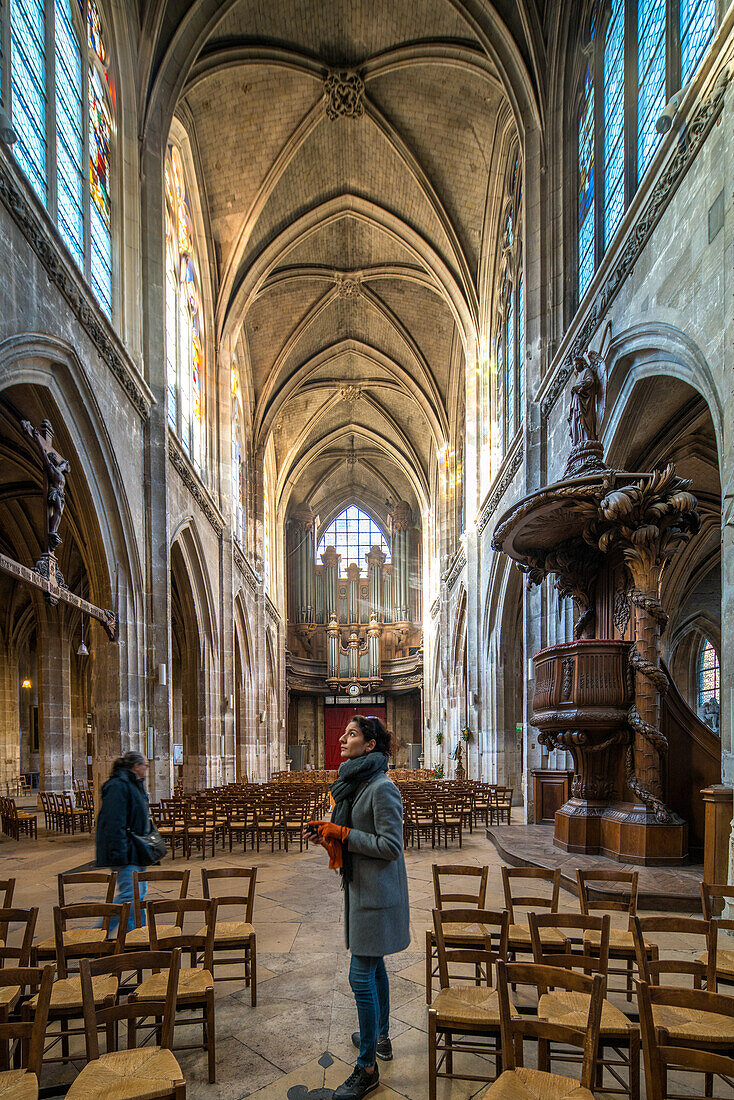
[325, 71, 365, 119]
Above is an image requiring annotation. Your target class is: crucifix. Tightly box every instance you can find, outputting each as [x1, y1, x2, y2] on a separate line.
[0, 416, 118, 640]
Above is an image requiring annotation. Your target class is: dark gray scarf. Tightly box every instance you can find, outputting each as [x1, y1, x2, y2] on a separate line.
[330, 751, 388, 884]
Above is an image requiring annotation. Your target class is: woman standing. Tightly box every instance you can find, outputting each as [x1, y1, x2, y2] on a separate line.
[95, 751, 151, 933]
[308, 716, 410, 1100]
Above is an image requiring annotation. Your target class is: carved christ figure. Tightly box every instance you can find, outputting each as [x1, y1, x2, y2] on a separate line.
[21, 418, 71, 549]
[568, 355, 599, 445]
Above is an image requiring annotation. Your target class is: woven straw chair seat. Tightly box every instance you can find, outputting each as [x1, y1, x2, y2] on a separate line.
[126, 925, 181, 948]
[537, 991, 633, 1038]
[66, 1047, 184, 1099]
[29, 974, 117, 1011]
[196, 921, 254, 943]
[698, 950, 734, 981]
[583, 929, 634, 950]
[652, 1003, 734, 1043]
[427, 922, 494, 943]
[431, 985, 519, 1027]
[508, 924, 566, 948]
[0, 985, 19, 1008]
[136, 967, 213, 1000]
[0, 1069, 37, 1098]
[36, 928, 108, 953]
[478, 1066, 595, 1100]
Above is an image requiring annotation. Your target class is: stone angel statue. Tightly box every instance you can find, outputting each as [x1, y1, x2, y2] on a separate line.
[568, 351, 607, 446]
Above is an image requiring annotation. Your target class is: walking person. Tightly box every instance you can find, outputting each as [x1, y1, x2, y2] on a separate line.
[95, 751, 151, 933]
[306, 716, 410, 1099]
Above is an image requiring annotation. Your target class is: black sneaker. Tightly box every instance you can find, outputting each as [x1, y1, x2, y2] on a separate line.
[352, 1030, 393, 1061]
[333, 1064, 380, 1099]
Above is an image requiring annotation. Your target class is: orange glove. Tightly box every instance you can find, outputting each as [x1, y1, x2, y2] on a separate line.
[312, 821, 350, 843]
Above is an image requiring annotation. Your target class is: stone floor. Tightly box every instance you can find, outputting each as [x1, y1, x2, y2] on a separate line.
[0, 821, 715, 1098]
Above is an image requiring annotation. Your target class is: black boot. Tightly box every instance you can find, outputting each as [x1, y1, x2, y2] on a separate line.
[333, 1063, 380, 1099]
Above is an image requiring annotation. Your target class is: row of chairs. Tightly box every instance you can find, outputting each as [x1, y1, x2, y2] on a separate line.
[38, 791, 93, 834]
[0, 866, 257, 1087]
[0, 796, 37, 840]
[424, 862, 734, 1100]
[401, 785, 513, 849]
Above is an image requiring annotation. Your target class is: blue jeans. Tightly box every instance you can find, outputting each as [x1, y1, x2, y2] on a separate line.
[349, 954, 390, 1068]
[110, 865, 147, 934]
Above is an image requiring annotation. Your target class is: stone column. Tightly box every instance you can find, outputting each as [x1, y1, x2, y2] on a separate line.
[140, 123, 173, 801]
[0, 651, 21, 790]
[38, 614, 72, 791]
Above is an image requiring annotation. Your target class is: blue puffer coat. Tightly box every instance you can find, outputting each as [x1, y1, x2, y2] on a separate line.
[95, 766, 150, 868]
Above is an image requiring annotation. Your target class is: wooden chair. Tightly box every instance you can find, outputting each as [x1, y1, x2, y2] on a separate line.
[225, 802, 255, 852]
[502, 866, 565, 957]
[184, 805, 224, 859]
[0, 881, 14, 910]
[530, 911, 640, 1100]
[434, 799, 463, 848]
[253, 800, 286, 852]
[282, 799, 308, 851]
[33, 872, 117, 965]
[0, 908, 39, 1031]
[126, 869, 191, 950]
[493, 787, 513, 824]
[144, 897, 217, 1083]
[201, 867, 257, 1004]
[428, 908, 509, 1099]
[0, 964, 54, 1095]
[632, 915, 716, 990]
[577, 867, 639, 1001]
[24, 903, 128, 1070]
[425, 865, 489, 1003]
[701, 883, 734, 986]
[637, 979, 734, 1100]
[477, 960, 605, 1100]
[66, 949, 185, 1099]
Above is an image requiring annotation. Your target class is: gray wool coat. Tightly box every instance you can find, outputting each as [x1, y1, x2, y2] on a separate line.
[343, 772, 411, 957]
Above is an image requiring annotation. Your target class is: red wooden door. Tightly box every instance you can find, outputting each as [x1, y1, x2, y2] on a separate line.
[324, 705, 387, 770]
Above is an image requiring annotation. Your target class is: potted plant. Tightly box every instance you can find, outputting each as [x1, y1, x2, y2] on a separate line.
[432, 765, 444, 779]
[435, 731, 443, 746]
[461, 726, 473, 744]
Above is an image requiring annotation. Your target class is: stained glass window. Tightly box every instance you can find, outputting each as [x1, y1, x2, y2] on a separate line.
[696, 638, 720, 719]
[604, 0, 625, 249]
[317, 507, 391, 569]
[578, 63, 595, 297]
[496, 323, 505, 458]
[165, 145, 205, 477]
[10, 0, 47, 203]
[55, 0, 84, 267]
[517, 269, 524, 414]
[638, 0, 666, 180]
[681, 0, 715, 83]
[505, 288, 515, 449]
[503, 207, 513, 247]
[88, 66, 111, 312]
[232, 397, 244, 546]
[263, 481, 272, 592]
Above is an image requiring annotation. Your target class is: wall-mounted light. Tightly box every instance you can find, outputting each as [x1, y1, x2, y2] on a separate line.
[158, 663, 167, 687]
[258, 711, 266, 723]
[77, 613, 89, 657]
[21, 679, 31, 690]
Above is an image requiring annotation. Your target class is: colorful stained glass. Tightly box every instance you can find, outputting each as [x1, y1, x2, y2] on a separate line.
[55, 0, 84, 267]
[681, 0, 715, 82]
[506, 289, 515, 446]
[503, 206, 513, 247]
[317, 507, 390, 568]
[89, 66, 110, 226]
[637, 0, 666, 180]
[517, 269, 524, 414]
[604, 0, 625, 248]
[232, 404, 244, 544]
[10, 0, 47, 203]
[496, 325, 505, 458]
[578, 63, 595, 297]
[697, 638, 720, 711]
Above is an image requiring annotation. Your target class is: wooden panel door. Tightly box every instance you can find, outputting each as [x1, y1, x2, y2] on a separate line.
[324, 705, 387, 771]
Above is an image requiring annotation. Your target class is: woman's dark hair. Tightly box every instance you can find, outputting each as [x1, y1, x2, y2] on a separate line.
[351, 715, 393, 756]
[111, 750, 145, 775]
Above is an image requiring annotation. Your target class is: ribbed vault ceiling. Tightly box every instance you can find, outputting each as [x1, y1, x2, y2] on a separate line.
[174, 0, 519, 521]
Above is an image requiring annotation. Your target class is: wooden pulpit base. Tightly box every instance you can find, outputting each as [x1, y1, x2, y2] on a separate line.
[553, 798, 688, 865]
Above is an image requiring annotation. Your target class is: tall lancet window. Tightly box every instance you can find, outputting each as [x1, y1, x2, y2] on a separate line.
[231, 365, 245, 548]
[576, 0, 717, 303]
[3, 0, 114, 314]
[494, 147, 524, 462]
[165, 144, 205, 477]
[317, 507, 391, 569]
